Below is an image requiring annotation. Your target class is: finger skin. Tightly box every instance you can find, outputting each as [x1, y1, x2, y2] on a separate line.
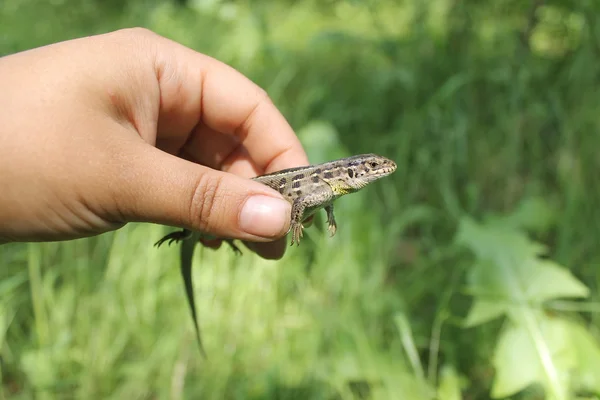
[0, 28, 308, 259]
[151, 33, 308, 173]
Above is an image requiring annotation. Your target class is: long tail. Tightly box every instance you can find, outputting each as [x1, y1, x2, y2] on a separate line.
[179, 231, 206, 357]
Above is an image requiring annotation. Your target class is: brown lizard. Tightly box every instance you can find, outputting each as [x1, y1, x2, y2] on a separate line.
[155, 153, 397, 355]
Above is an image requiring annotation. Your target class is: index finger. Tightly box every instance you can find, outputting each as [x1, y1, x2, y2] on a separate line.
[152, 34, 309, 174]
[150, 33, 308, 259]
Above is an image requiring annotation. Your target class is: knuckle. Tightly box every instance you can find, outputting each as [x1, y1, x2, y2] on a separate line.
[236, 88, 272, 137]
[188, 173, 224, 232]
[254, 88, 274, 113]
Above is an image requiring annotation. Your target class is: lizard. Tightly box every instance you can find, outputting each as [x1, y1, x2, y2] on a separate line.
[154, 153, 397, 356]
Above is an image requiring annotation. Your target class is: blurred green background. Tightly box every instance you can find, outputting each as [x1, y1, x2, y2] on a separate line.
[2, 0, 600, 399]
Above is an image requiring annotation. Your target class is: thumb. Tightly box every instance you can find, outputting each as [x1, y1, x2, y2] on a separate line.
[116, 145, 291, 241]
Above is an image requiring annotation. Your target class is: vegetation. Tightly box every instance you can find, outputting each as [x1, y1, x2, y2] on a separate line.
[2, 0, 600, 398]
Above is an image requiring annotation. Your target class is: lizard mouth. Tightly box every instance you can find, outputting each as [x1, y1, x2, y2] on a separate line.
[377, 160, 397, 175]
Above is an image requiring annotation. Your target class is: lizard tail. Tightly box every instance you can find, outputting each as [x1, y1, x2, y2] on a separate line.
[180, 232, 207, 358]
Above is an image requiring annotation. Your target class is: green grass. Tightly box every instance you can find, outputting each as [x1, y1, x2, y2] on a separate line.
[2, 196, 412, 399]
[3, 0, 600, 398]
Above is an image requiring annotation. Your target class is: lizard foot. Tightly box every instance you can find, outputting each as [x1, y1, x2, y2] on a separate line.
[327, 221, 337, 237]
[290, 222, 304, 246]
[224, 239, 243, 255]
[154, 230, 192, 247]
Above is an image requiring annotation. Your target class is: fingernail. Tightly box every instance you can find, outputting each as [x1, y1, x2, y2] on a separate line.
[239, 195, 290, 238]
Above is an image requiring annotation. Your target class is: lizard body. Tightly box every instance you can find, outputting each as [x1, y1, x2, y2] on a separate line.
[154, 154, 397, 355]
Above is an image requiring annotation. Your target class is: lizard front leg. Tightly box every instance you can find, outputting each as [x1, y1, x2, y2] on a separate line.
[325, 204, 337, 237]
[290, 186, 334, 246]
[289, 201, 306, 246]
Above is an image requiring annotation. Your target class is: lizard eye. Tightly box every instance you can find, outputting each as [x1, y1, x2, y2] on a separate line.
[370, 162, 378, 168]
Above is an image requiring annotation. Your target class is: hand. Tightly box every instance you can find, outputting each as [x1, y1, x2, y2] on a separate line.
[0, 28, 308, 259]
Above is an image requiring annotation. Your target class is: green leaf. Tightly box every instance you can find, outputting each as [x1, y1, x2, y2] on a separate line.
[491, 314, 573, 399]
[523, 259, 589, 302]
[456, 217, 547, 264]
[458, 218, 588, 318]
[464, 299, 507, 327]
[502, 196, 557, 234]
[464, 259, 588, 328]
[492, 316, 600, 399]
[456, 217, 593, 399]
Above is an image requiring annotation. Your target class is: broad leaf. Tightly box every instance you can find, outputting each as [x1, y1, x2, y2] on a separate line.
[456, 217, 594, 399]
[491, 314, 573, 399]
[464, 299, 507, 327]
[458, 218, 588, 328]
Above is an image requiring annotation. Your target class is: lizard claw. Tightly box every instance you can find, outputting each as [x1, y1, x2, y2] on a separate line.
[290, 223, 304, 246]
[224, 239, 243, 255]
[328, 222, 337, 237]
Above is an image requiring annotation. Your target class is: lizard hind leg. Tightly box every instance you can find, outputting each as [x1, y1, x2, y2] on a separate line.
[154, 229, 193, 247]
[290, 199, 307, 246]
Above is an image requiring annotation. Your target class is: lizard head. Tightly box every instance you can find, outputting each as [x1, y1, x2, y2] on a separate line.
[343, 154, 397, 190]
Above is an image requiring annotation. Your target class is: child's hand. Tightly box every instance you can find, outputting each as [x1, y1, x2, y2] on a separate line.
[0, 28, 308, 259]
